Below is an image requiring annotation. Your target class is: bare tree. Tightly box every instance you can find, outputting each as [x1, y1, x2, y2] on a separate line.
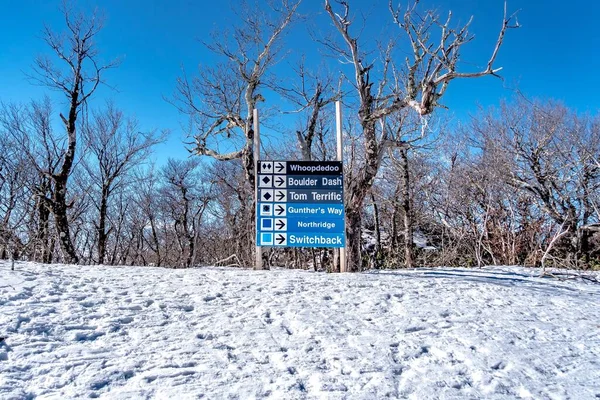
[1, 99, 62, 263]
[26, 4, 118, 263]
[278, 60, 342, 161]
[160, 159, 211, 268]
[82, 103, 165, 264]
[0, 127, 33, 267]
[472, 99, 600, 267]
[379, 111, 429, 267]
[204, 160, 255, 264]
[131, 166, 164, 266]
[172, 0, 301, 185]
[107, 189, 136, 265]
[323, 0, 519, 271]
[169, 1, 301, 267]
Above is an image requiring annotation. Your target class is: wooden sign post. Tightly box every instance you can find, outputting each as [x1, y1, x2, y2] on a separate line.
[254, 108, 265, 270]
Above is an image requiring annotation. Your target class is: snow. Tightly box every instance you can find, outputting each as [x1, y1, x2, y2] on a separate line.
[1, 262, 599, 399]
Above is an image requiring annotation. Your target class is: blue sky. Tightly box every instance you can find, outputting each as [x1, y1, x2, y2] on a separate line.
[1, 0, 599, 164]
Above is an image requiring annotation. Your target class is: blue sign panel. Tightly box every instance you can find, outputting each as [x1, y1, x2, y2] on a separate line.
[256, 161, 345, 248]
[286, 217, 344, 232]
[285, 203, 344, 217]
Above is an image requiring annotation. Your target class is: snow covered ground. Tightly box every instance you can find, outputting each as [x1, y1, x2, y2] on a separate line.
[1, 262, 599, 399]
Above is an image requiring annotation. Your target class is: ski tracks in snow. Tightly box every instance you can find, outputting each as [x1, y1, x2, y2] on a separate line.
[0, 262, 599, 399]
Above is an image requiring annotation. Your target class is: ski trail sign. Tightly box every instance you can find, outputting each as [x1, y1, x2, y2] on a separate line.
[256, 161, 345, 248]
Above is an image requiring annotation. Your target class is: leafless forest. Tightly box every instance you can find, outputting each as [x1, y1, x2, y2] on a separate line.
[1, 1, 599, 271]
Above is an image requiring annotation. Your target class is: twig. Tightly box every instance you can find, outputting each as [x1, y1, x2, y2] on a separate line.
[214, 254, 242, 267]
[541, 222, 569, 274]
[540, 271, 600, 284]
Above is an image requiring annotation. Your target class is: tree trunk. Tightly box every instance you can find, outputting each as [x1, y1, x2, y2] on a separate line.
[97, 187, 109, 264]
[36, 198, 52, 263]
[181, 193, 193, 268]
[399, 148, 414, 268]
[243, 118, 256, 188]
[109, 206, 127, 266]
[53, 181, 78, 264]
[332, 249, 340, 273]
[371, 191, 382, 269]
[51, 83, 80, 264]
[345, 207, 363, 272]
[149, 216, 161, 267]
[343, 119, 379, 272]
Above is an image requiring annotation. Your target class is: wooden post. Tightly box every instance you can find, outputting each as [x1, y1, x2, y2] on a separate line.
[254, 108, 264, 270]
[335, 101, 347, 272]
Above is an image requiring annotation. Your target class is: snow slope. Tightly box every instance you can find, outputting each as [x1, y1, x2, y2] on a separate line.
[1, 262, 599, 399]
